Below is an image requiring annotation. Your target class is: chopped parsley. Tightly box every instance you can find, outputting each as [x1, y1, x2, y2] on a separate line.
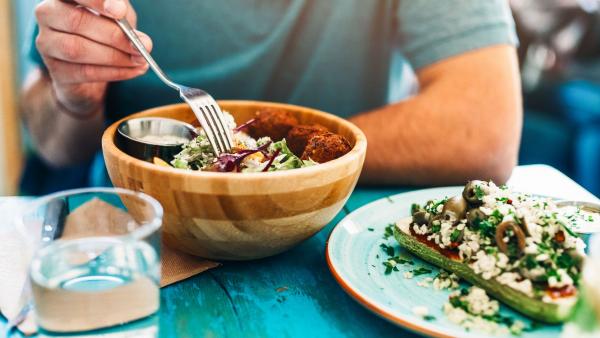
[367, 227, 374, 232]
[382, 256, 414, 274]
[383, 261, 399, 275]
[496, 197, 509, 203]
[559, 221, 579, 238]
[423, 315, 436, 321]
[412, 267, 433, 276]
[450, 229, 462, 242]
[380, 243, 395, 257]
[411, 203, 421, 215]
[424, 198, 448, 215]
[476, 219, 496, 238]
[383, 223, 395, 239]
[474, 185, 485, 199]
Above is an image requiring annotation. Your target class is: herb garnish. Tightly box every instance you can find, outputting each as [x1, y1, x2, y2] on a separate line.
[382, 256, 414, 274]
[411, 203, 421, 215]
[380, 243, 395, 257]
[474, 185, 485, 199]
[450, 229, 462, 242]
[423, 315, 436, 321]
[412, 267, 433, 276]
[384, 223, 395, 239]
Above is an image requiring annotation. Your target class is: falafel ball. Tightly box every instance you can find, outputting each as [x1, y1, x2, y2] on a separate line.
[247, 108, 298, 141]
[301, 132, 352, 163]
[286, 124, 328, 156]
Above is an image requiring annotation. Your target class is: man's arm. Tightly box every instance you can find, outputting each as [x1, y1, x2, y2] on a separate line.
[351, 45, 522, 185]
[21, 68, 106, 167]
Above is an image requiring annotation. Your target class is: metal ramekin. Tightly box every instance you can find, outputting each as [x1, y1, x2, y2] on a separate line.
[115, 117, 197, 162]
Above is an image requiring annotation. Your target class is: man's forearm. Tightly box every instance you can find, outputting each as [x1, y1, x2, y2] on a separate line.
[351, 45, 522, 186]
[21, 68, 105, 167]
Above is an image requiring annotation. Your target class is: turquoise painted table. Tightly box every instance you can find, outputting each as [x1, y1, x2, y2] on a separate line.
[159, 186, 408, 338]
[3, 165, 598, 338]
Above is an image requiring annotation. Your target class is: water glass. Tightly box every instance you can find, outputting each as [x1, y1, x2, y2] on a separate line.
[19, 188, 162, 334]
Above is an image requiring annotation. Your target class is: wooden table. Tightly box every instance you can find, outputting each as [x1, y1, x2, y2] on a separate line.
[3, 165, 598, 338]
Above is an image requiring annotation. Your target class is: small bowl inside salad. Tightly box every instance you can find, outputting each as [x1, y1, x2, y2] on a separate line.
[168, 108, 352, 173]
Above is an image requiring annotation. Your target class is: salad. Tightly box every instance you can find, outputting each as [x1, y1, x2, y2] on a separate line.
[169, 108, 351, 172]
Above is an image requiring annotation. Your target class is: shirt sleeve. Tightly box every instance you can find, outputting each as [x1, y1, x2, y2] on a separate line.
[397, 0, 518, 70]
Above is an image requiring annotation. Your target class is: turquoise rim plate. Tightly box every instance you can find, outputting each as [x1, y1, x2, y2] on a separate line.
[326, 187, 563, 338]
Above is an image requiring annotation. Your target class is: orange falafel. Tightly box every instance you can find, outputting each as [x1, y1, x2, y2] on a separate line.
[301, 132, 351, 163]
[247, 108, 298, 141]
[286, 124, 328, 156]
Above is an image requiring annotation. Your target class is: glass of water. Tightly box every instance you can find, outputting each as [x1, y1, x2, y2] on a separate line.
[19, 188, 162, 334]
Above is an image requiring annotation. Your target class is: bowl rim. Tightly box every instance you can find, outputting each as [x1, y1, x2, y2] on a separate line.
[102, 100, 367, 181]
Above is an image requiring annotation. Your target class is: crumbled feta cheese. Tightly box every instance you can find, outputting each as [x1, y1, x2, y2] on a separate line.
[536, 253, 550, 262]
[403, 271, 414, 279]
[443, 287, 509, 335]
[464, 287, 499, 316]
[433, 272, 460, 290]
[548, 269, 574, 288]
[496, 272, 534, 296]
[495, 253, 509, 269]
[412, 223, 429, 235]
[470, 251, 501, 280]
[436, 204, 444, 213]
[411, 306, 429, 318]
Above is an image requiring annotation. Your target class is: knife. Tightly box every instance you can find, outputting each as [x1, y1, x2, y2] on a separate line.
[40, 198, 68, 244]
[5, 198, 68, 335]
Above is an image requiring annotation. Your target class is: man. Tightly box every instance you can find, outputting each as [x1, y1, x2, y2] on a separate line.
[21, 0, 522, 189]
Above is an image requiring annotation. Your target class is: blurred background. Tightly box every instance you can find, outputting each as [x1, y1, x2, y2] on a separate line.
[1, 0, 600, 197]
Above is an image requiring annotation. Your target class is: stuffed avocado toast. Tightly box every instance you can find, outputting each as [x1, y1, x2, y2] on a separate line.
[394, 181, 587, 324]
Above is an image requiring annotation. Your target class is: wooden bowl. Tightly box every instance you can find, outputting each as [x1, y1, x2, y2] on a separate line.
[102, 101, 367, 260]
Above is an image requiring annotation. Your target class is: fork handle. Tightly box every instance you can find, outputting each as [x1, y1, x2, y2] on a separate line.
[115, 18, 180, 91]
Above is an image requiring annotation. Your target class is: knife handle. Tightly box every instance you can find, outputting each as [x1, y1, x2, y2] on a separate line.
[41, 198, 67, 246]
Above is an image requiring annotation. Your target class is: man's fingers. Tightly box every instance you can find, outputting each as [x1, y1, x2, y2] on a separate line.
[70, 0, 128, 19]
[37, 28, 148, 67]
[37, 0, 152, 55]
[44, 57, 148, 84]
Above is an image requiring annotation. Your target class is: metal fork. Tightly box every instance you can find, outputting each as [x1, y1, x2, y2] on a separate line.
[115, 19, 233, 155]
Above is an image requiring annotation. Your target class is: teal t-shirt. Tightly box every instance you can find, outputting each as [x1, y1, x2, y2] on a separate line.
[28, 0, 517, 186]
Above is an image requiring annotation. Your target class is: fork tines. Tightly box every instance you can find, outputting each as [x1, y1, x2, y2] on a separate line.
[183, 92, 233, 156]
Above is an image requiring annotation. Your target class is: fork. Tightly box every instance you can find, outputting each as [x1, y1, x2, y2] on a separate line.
[115, 19, 233, 156]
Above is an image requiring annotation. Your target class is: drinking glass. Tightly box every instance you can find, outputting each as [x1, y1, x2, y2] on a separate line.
[19, 188, 162, 334]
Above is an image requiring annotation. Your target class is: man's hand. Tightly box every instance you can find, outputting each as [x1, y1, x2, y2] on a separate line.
[34, 0, 152, 116]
